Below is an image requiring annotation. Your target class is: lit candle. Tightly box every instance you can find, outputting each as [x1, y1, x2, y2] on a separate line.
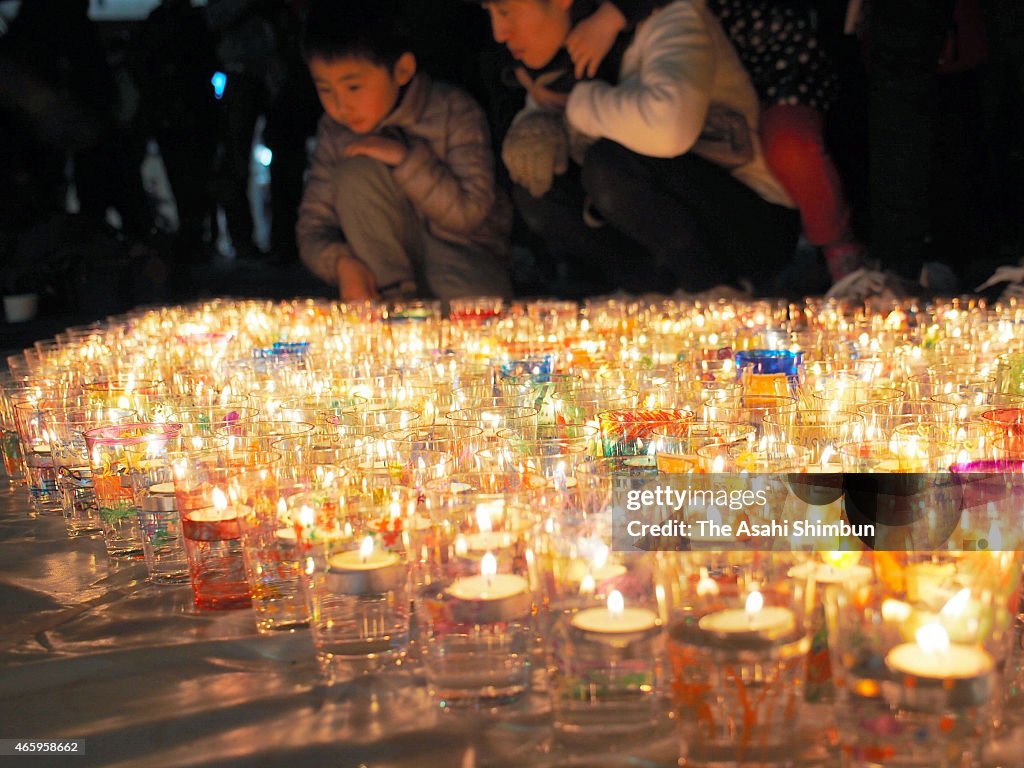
[789, 552, 872, 585]
[140, 478, 178, 514]
[698, 591, 796, 640]
[274, 498, 303, 543]
[327, 536, 405, 595]
[461, 501, 515, 552]
[567, 544, 627, 589]
[445, 552, 531, 623]
[904, 561, 957, 604]
[461, 531, 514, 552]
[571, 590, 658, 636]
[886, 623, 992, 680]
[182, 487, 240, 541]
[276, 502, 344, 545]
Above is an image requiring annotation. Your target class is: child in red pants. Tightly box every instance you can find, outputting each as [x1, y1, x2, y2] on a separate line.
[558, 0, 865, 283]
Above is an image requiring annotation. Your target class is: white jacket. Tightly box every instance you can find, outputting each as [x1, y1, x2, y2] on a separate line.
[565, 0, 793, 207]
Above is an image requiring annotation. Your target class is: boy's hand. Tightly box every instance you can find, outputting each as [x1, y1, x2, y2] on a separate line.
[514, 68, 569, 111]
[566, 2, 627, 79]
[343, 136, 408, 166]
[334, 248, 379, 302]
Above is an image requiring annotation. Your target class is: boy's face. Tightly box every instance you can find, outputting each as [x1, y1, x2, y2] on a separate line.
[483, 0, 572, 70]
[310, 54, 415, 134]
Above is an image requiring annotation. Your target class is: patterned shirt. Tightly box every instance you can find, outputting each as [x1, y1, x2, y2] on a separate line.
[706, 0, 838, 111]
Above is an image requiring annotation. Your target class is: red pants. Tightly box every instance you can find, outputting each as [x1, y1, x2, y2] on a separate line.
[760, 103, 850, 246]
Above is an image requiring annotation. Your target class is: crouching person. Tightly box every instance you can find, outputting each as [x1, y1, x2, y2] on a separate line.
[480, 0, 800, 296]
[296, 2, 513, 303]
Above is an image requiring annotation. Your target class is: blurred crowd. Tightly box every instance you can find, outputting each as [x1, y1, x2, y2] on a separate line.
[0, 0, 1021, 309]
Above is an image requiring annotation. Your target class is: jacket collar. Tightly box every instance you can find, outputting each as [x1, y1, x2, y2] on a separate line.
[377, 72, 431, 131]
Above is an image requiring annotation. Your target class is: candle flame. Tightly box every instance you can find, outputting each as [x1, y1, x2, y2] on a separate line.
[940, 588, 971, 620]
[145, 437, 163, 460]
[712, 455, 725, 473]
[298, 504, 314, 529]
[359, 535, 374, 562]
[593, 543, 609, 570]
[481, 551, 497, 578]
[916, 622, 950, 655]
[880, 602, 913, 626]
[745, 590, 764, 618]
[579, 573, 596, 595]
[212, 486, 228, 512]
[454, 535, 468, 557]
[696, 567, 719, 597]
[819, 444, 835, 467]
[476, 502, 498, 533]
[608, 589, 624, 617]
[822, 550, 861, 568]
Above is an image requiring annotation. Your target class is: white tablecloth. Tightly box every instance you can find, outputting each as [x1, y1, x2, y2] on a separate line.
[2, 487, 1022, 768]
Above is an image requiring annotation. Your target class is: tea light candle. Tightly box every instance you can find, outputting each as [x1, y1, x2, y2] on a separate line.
[462, 501, 513, 552]
[408, 515, 433, 532]
[141, 480, 178, 513]
[274, 499, 305, 544]
[805, 461, 844, 474]
[463, 531, 514, 552]
[699, 591, 796, 639]
[886, 623, 993, 680]
[327, 536, 405, 595]
[789, 557, 872, 585]
[744, 373, 791, 397]
[182, 487, 241, 540]
[546, 475, 578, 490]
[568, 560, 627, 589]
[571, 590, 658, 635]
[446, 552, 531, 623]
[905, 561, 957, 603]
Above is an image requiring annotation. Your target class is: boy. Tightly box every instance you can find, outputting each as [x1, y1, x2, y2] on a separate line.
[480, 0, 799, 295]
[296, 3, 512, 302]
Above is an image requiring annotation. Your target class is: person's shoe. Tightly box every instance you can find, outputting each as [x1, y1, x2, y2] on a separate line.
[976, 265, 1024, 302]
[695, 282, 754, 302]
[824, 268, 904, 301]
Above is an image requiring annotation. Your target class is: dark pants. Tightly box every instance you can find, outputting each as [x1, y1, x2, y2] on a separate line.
[867, 0, 955, 279]
[515, 140, 799, 294]
[214, 71, 267, 257]
[159, 127, 216, 248]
